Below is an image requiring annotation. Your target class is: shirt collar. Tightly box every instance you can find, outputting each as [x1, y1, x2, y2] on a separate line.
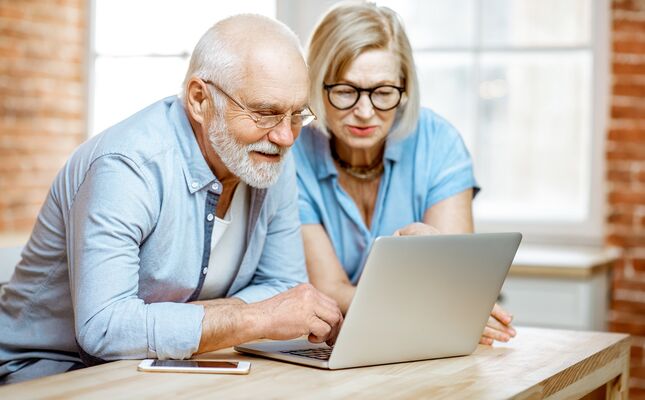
[168, 96, 219, 194]
[311, 128, 337, 180]
[310, 126, 405, 180]
[383, 133, 405, 162]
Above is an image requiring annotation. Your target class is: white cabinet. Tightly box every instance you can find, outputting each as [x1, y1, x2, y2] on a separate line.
[498, 245, 616, 331]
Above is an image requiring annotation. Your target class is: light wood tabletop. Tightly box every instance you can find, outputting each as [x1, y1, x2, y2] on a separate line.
[0, 327, 630, 400]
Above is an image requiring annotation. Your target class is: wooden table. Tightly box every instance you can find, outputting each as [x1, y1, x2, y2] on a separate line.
[0, 327, 630, 399]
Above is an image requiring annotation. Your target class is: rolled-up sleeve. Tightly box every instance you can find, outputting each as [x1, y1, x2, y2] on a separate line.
[67, 154, 204, 360]
[233, 155, 308, 303]
[425, 121, 479, 209]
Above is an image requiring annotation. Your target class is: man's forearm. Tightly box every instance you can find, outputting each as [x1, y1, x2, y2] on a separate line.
[191, 297, 247, 307]
[193, 298, 265, 354]
[193, 284, 344, 354]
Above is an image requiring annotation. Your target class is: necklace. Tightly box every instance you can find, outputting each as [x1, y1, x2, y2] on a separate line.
[330, 143, 384, 181]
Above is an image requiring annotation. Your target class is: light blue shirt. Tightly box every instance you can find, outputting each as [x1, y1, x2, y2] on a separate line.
[0, 96, 306, 383]
[294, 108, 478, 283]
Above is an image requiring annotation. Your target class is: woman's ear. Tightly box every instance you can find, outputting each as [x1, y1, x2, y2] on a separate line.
[185, 78, 209, 125]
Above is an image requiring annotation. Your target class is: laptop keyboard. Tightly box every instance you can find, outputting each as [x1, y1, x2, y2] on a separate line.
[280, 347, 332, 361]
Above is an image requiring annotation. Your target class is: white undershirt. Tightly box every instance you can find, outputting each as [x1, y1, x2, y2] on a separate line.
[198, 183, 250, 300]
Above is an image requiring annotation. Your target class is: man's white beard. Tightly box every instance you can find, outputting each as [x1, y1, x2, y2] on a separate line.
[208, 118, 287, 189]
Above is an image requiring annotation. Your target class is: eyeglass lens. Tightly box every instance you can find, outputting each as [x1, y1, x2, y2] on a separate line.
[256, 113, 316, 129]
[203, 79, 315, 129]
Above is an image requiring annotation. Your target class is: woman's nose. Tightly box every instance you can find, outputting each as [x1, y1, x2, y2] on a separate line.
[353, 93, 375, 119]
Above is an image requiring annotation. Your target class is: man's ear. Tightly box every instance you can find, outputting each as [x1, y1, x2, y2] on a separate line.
[185, 78, 209, 125]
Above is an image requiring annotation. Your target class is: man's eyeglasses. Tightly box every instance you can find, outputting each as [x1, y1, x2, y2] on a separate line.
[323, 83, 405, 111]
[202, 79, 317, 129]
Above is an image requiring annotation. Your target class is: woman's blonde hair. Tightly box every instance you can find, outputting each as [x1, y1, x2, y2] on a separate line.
[307, 1, 420, 140]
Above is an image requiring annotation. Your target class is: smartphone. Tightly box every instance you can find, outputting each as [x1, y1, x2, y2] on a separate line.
[137, 359, 250, 374]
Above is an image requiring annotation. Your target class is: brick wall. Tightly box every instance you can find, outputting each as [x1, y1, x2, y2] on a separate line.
[0, 0, 86, 234]
[607, 0, 645, 397]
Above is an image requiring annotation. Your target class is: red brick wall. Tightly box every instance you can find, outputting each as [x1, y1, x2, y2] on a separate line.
[607, 0, 645, 397]
[0, 0, 86, 234]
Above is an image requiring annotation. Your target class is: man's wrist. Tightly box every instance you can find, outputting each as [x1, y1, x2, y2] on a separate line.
[241, 302, 268, 340]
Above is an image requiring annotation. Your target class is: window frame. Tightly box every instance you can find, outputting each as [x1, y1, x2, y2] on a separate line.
[89, 0, 610, 246]
[380, 0, 610, 246]
[468, 0, 610, 246]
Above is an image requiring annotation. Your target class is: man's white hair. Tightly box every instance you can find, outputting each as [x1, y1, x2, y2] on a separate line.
[181, 14, 302, 97]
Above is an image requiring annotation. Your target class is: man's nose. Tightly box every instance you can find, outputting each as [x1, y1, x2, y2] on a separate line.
[268, 117, 296, 148]
[353, 93, 374, 119]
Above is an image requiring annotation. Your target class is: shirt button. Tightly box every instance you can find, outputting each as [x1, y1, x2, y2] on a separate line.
[191, 181, 199, 189]
[206, 213, 214, 221]
[211, 183, 220, 192]
[202, 267, 208, 275]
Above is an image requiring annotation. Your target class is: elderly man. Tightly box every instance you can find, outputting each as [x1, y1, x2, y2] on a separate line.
[0, 15, 342, 384]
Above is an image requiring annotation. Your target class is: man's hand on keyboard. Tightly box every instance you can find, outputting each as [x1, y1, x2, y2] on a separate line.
[252, 283, 343, 346]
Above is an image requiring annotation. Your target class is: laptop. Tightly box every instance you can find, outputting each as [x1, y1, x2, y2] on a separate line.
[235, 232, 522, 370]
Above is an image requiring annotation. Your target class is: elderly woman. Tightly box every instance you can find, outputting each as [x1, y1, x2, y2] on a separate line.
[293, 2, 515, 345]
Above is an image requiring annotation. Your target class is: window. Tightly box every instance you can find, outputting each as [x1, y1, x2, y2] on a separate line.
[90, 0, 609, 244]
[377, 0, 609, 244]
[89, 0, 276, 136]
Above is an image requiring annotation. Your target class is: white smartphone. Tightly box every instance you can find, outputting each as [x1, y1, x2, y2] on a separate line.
[137, 359, 250, 374]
